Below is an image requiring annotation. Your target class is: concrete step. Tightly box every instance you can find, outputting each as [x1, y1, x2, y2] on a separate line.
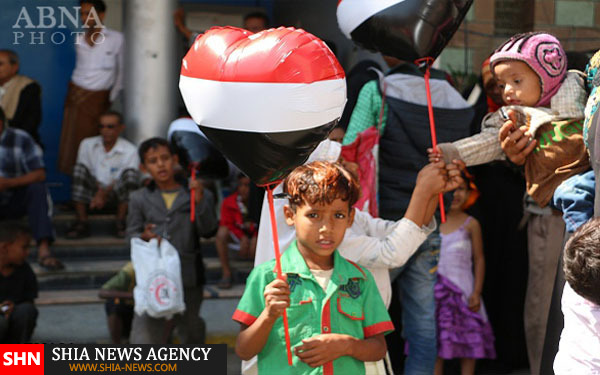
[53, 214, 123, 238]
[30, 236, 219, 260]
[30, 236, 129, 261]
[33, 257, 253, 290]
[36, 285, 246, 305]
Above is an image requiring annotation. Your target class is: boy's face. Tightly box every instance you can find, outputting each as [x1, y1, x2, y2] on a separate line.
[1, 234, 31, 266]
[237, 177, 251, 202]
[284, 198, 355, 262]
[140, 145, 178, 184]
[493, 60, 541, 107]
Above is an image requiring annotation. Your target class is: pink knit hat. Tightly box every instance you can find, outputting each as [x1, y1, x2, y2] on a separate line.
[490, 32, 567, 106]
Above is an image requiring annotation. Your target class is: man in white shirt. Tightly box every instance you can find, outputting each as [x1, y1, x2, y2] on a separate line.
[58, 0, 124, 175]
[67, 111, 139, 239]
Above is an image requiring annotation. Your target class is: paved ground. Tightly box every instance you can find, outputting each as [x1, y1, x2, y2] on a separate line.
[32, 300, 530, 375]
[33, 299, 241, 374]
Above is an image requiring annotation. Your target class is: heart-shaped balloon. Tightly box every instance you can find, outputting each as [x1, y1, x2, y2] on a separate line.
[337, 0, 474, 62]
[179, 26, 346, 186]
[167, 118, 230, 179]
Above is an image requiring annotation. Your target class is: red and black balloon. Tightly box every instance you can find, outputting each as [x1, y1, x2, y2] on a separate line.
[179, 26, 346, 187]
[337, 0, 474, 62]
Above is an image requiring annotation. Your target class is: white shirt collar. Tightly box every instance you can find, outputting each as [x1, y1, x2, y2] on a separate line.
[92, 136, 126, 155]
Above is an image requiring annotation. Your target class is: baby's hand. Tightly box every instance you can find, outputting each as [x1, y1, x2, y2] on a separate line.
[415, 161, 448, 197]
[427, 147, 443, 163]
[498, 109, 536, 166]
[264, 276, 290, 320]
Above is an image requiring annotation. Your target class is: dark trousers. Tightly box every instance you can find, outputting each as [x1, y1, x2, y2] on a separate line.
[0, 182, 54, 242]
[0, 302, 38, 343]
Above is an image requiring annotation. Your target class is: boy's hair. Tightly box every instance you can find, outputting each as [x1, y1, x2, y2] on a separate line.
[99, 110, 123, 124]
[563, 218, 600, 305]
[80, 0, 106, 13]
[138, 137, 174, 163]
[0, 221, 30, 243]
[283, 161, 360, 211]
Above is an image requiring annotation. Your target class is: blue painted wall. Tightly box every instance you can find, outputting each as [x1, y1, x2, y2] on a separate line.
[0, 0, 78, 202]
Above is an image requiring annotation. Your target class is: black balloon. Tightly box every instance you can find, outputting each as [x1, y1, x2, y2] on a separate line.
[339, 0, 473, 62]
[199, 121, 336, 186]
[169, 130, 230, 179]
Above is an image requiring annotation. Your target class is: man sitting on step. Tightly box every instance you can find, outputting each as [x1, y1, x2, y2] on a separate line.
[67, 110, 140, 239]
[0, 107, 62, 270]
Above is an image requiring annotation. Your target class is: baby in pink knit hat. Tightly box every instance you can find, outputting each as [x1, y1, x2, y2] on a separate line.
[431, 32, 589, 208]
[491, 32, 566, 107]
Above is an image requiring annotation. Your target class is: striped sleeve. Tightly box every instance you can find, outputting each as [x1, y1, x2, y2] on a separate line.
[444, 110, 506, 166]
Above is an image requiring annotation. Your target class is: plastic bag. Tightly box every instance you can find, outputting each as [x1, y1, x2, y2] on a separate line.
[131, 238, 185, 319]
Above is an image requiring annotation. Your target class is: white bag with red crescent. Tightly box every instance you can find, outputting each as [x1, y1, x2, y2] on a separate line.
[131, 238, 185, 319]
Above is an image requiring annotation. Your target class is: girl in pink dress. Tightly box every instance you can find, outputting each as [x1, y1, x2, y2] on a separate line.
[434, 177, 495, 375]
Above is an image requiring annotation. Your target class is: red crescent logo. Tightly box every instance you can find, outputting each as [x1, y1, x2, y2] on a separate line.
[154, 282, 167, 306]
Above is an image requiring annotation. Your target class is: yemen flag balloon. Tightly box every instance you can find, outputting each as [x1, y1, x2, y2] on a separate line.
[179, 26, 346, 186]
[337, 0, 473, 62]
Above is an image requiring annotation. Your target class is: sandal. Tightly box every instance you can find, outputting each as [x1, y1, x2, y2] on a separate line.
[66, 221, 90, 239]
[217, 276, 233, 290]
[38, 255, 64, 271]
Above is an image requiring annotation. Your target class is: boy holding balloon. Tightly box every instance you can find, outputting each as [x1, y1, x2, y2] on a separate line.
[233, 160, 461, 374]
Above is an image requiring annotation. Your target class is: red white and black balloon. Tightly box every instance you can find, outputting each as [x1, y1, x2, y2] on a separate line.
[337, 0, 474, 62]
[179, 26, 346, 186]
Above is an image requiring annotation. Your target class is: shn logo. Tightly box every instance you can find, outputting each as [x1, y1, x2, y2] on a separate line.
[3, 352, 40, 366]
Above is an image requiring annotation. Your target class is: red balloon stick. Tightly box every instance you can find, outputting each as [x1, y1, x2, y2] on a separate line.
[415, 57, 446, 223]
[266, 185, 294, 365]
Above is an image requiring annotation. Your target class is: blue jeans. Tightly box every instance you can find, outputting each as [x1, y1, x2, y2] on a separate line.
[552, 170, 595, 233]
[391, 230, 440, 375]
